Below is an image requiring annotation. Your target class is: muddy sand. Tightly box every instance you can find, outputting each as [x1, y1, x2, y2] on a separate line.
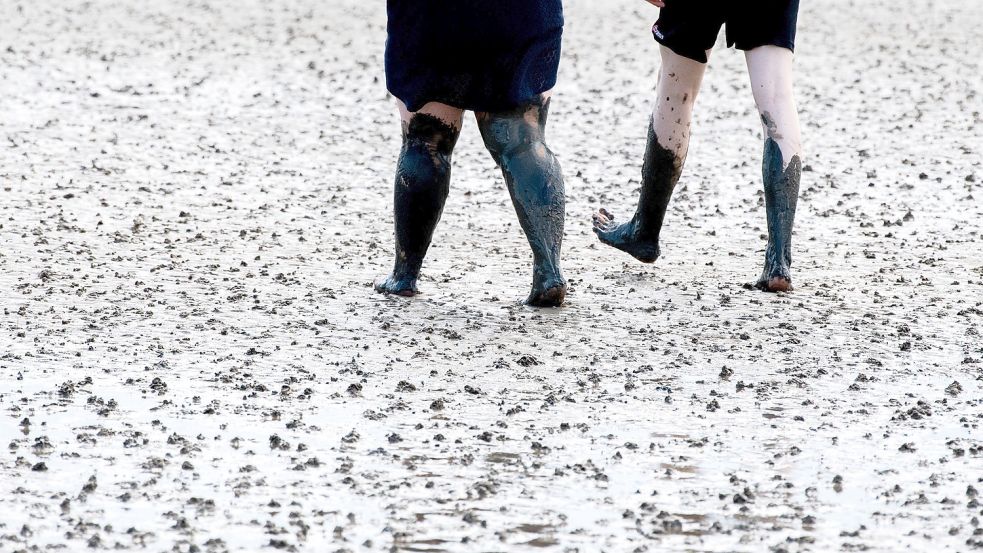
[1, 0, 981, 551]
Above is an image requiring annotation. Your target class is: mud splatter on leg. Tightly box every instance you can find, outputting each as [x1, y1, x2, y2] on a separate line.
[593, 45, 704, 264]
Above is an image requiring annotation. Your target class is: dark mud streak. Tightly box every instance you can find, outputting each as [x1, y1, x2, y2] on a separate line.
[757, 137, 801, 290]
[376, 113, 461, 296]
[760, 111, 784, 141]
[636, 122, 683, 239]
[593, 123, 681, 263]
[476, 96, 566, 307]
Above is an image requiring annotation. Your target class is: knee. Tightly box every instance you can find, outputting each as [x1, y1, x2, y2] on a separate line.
[404, 114, 460, 159]
[398, 115, 459, 187]
[479, 117, 549, 165]
[398, 149, 452, 197]
[661, 82, 701, 107]
[752, 84, 794, 117]
[398, 121, 457, 186]
[656, 69, 702, 108]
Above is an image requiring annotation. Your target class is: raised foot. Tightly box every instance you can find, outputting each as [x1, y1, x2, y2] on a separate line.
[592, 208, 661, 263]
[374, 274, 418, 297]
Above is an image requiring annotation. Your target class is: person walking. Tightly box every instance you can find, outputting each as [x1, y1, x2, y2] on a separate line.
[377, 1, 568, 306]
[593, 0, 803, 292]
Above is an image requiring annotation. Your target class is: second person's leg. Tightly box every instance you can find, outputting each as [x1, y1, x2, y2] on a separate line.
[593, 46, 707, 262]
[476, 93, 566, 307]
[746, 45, 802, 292]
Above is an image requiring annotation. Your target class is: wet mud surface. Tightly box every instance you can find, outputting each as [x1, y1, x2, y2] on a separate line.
[1, 1, 982, 552]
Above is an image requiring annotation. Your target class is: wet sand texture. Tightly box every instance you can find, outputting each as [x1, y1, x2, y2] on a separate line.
[1, 1, 982, 552]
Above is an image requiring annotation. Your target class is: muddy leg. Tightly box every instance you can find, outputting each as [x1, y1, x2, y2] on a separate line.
[476, 94, 566, 307]
[375, 102, 463, 296]
[746, 46, 803, 292]
[593, 46, 707, 263]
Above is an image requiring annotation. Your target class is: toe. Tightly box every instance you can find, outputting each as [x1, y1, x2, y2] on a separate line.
[592, 210, 613, 229]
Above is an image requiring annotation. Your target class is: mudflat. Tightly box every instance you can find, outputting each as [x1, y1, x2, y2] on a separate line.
[1, 1, 981, 551]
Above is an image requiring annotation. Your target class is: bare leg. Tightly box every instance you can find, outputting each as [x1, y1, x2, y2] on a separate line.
[593, 46, 708, 262]
[746, 45, 802, 292]
[476, 93, 566, 307]
[375, 101, 463, 296]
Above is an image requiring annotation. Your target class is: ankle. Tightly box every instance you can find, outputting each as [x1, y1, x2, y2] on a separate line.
[629, 213, 660, 240]
[532, 262, 564, 284]
[389, 263, 420, 282]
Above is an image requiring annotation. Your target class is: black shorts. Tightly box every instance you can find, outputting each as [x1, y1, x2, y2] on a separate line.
[386, 0, 563, 113]
[652, 1, 799, 63]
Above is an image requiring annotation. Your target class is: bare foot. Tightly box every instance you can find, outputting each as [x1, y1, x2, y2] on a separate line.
[592, 208, 661, 263]
[755, 257, 793, 293]
[757, 276, 792, 292]
[374, 273, 418, 297]
[527, 281, 566, 307]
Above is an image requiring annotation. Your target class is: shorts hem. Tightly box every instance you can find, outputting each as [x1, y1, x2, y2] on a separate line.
[389, 84, 557, 115]
[653, 32, 710, 64]
[730, 39, 795, 54]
